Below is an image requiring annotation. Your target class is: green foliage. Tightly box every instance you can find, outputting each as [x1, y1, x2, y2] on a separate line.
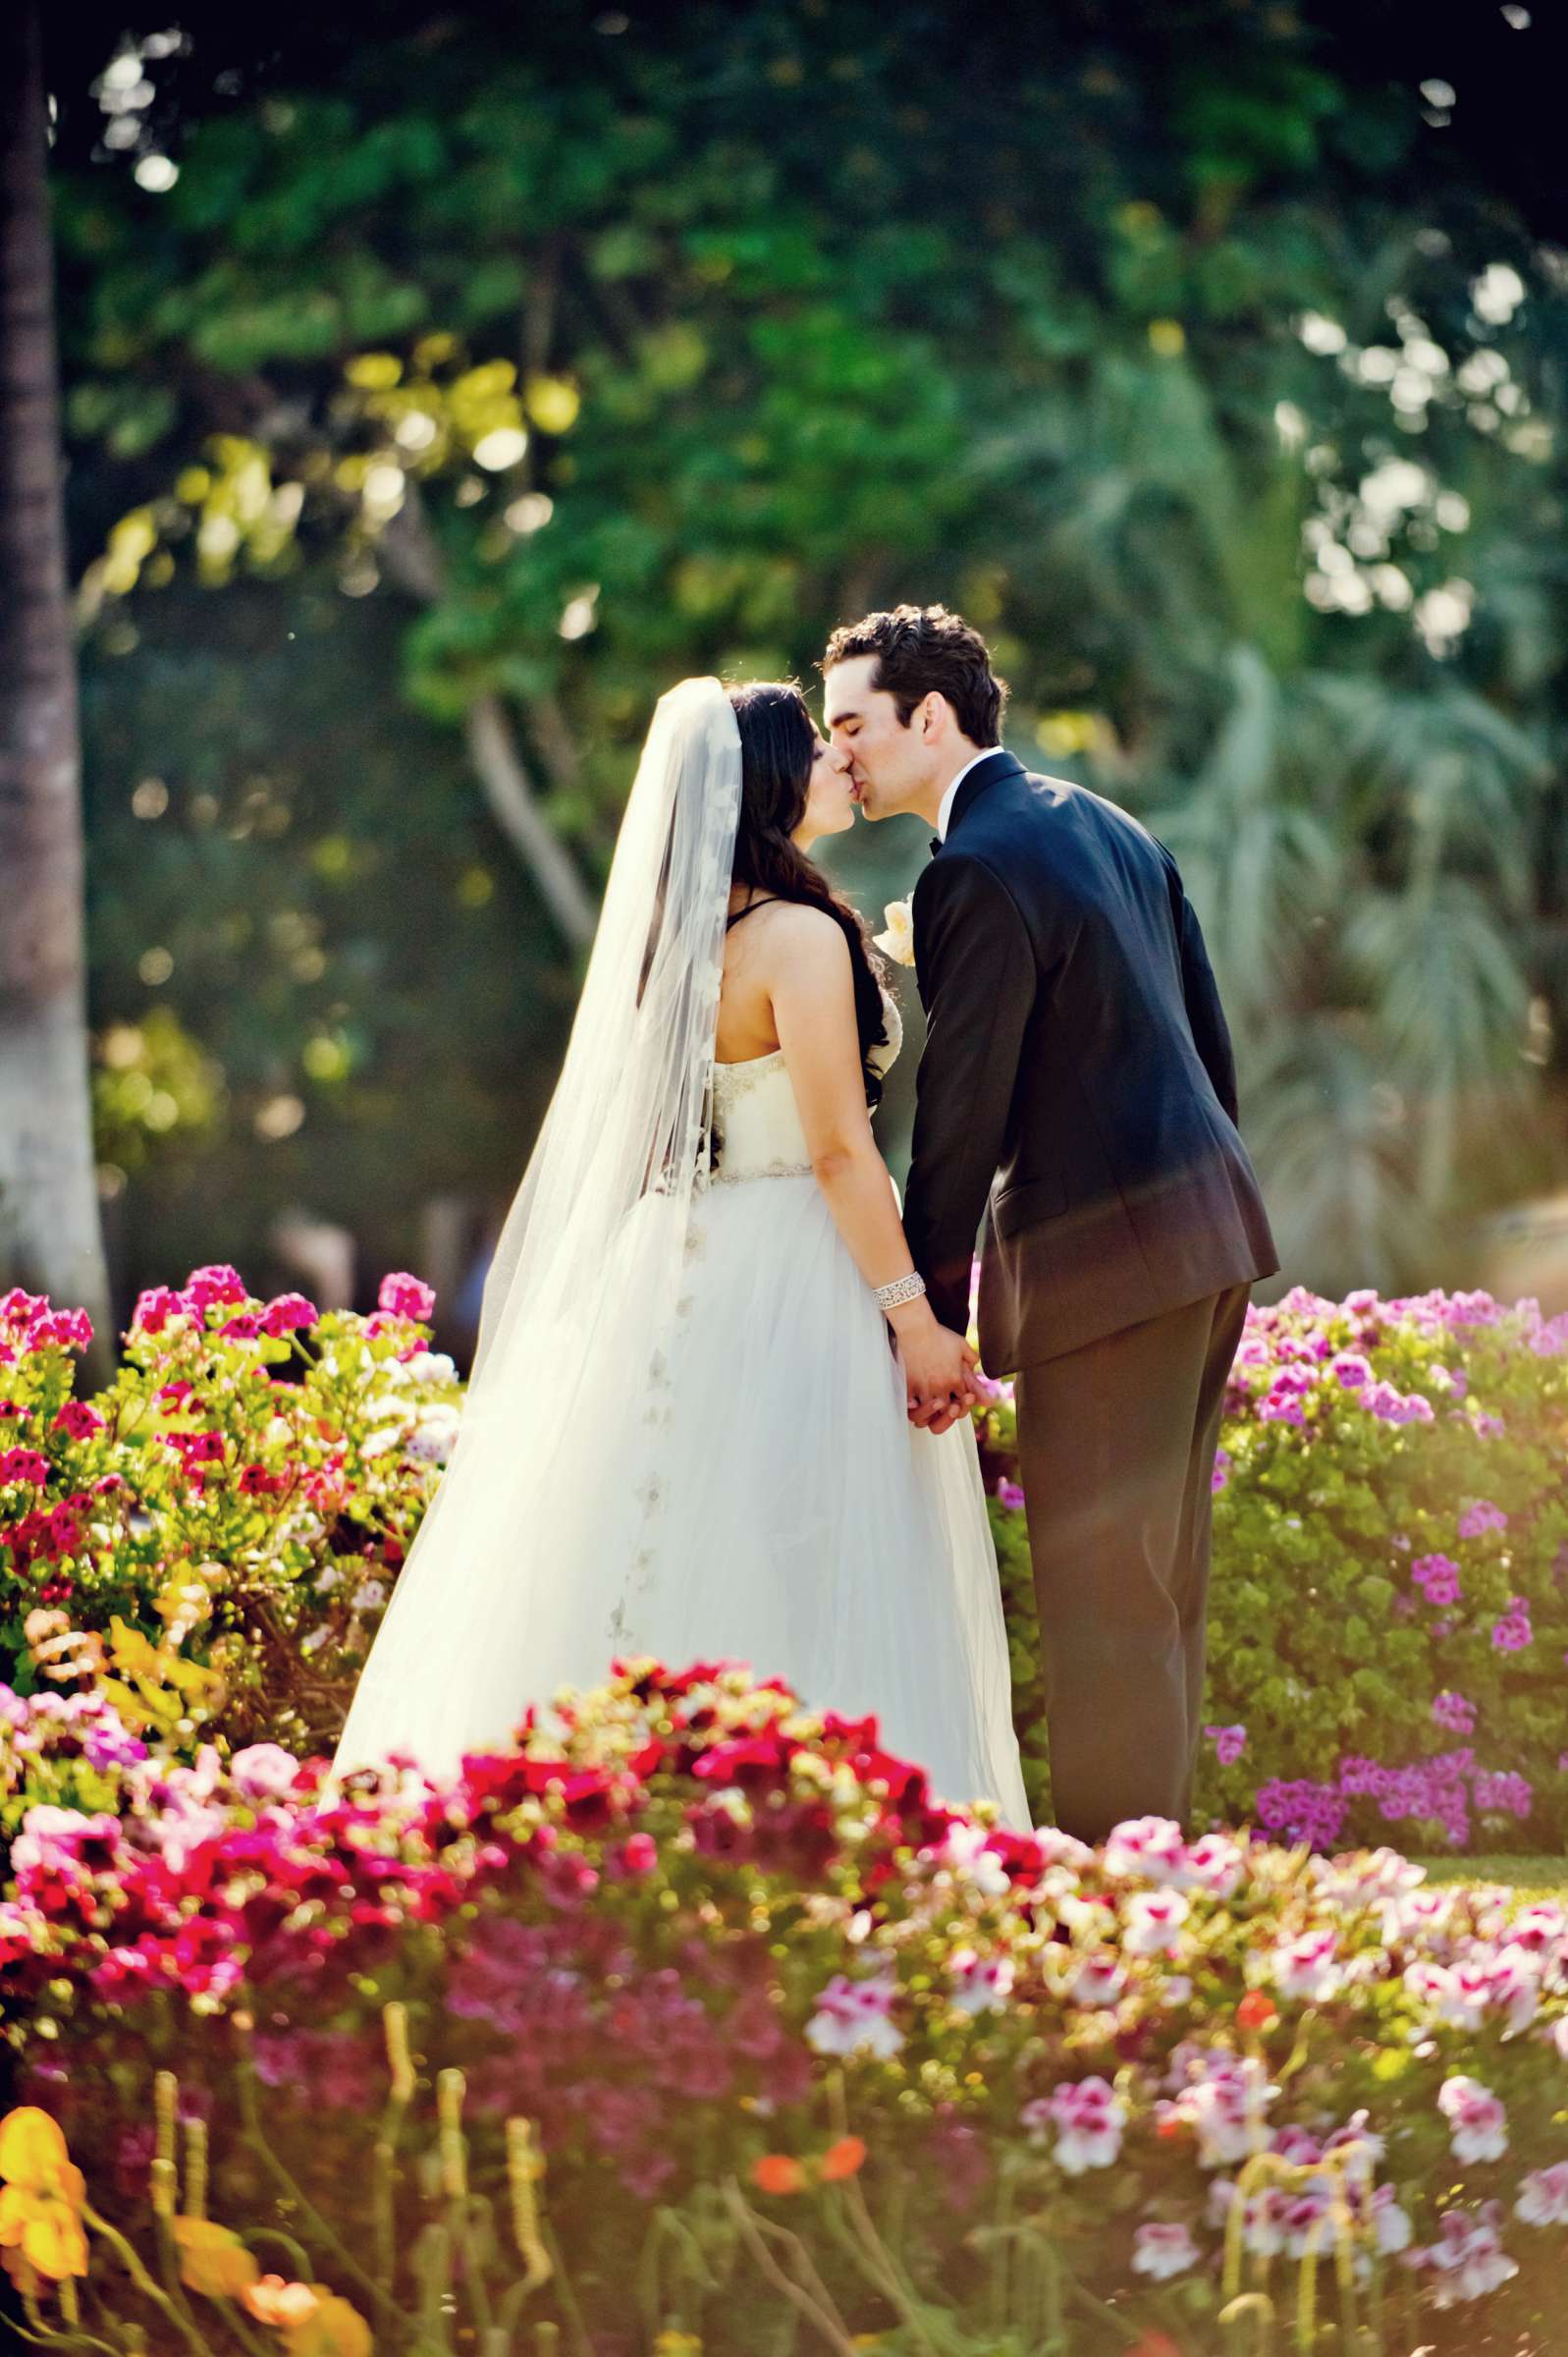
[53, 0, 1568, 1288]
[987, 1286, 1568, 1851]
[0, 1267, 458, 1757]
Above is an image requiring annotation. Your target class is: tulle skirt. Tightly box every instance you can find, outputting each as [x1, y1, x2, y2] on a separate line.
[333, 1172, 1030, 1828]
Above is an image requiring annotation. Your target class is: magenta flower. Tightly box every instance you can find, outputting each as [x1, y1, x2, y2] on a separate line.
[1412, 1554, 1461, 1608]
[51, 1401, 106, 1442]
[1211, 1447, 1230, 1495]
[996, 1478, 1025, 1510]
[1205, 1723, 1247, 1768]
[1431, 1691, 1477, 1735]
[1490, 1601, 1533, 1652]
[1329, 1353, 1372, 1390]
[378, 1272, 437, 1322]
[261, 1292, 318, 1336]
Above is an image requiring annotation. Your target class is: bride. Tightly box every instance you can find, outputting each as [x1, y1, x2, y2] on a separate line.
[332, 676, 1029, 1827]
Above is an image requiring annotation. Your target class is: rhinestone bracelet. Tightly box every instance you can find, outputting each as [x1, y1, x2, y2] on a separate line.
[874, 1272, 927, 1312]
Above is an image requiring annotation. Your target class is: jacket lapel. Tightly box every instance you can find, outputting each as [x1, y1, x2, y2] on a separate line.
[935, 748, 1024, 851]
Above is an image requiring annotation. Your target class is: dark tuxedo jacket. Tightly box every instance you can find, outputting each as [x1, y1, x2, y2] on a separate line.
[901, 750, 1278, 1374]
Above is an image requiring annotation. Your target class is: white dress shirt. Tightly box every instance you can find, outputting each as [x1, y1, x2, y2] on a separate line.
[936, 747, 1003, 842]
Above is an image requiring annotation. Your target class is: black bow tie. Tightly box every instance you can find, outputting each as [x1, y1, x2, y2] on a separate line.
[929, 835, 942, 857]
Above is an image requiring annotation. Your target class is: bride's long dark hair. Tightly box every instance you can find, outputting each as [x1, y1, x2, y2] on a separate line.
[727, 682, 890, 1105]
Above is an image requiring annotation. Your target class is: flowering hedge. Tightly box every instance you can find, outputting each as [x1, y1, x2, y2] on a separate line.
[981, 1285, 1568, 1854]
[8, 1269, 1568, 1855]
[0, 1271, 459, 1762]
[2, 1663, 1568, 2354]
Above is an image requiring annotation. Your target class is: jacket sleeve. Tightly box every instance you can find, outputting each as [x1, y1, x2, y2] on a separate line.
[902, 853, 1036, 1336]
[1161, 852, 1239, 1125]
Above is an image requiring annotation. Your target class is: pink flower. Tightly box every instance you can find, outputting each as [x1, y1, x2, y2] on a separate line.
[1131, 2220, 1200, 2279]
[186, 1264, 249, 1313]
[1211, 1447, 1230, 1494]
[261, 1292, 318, 1336]
[1458, 1500, 1508, 1540]
[1205, 1723, 1246, 1768]
[1431, 1691, 1476, 1735]
[1490, 1600, 1533, 1652]
[619, 1831, 658, 1875]
[1329, 1352, 1372, 1390]
[1437, 2075, 1508, 2165]
[228, 1743, 303, 1800]
[996, 1478, 1025, 1511]
[378, 1273, 437, 1322]
[1516, 2165, 1568, 2227]
[1031, 2076, 1126, 2174]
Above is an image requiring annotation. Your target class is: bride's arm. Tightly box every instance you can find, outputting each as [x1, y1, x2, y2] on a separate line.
[766, 906, 976, 1420]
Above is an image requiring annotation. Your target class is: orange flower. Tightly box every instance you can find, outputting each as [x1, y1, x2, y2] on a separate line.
[0, 2107, 88, 2282]
[750, 2154, 807, 2196]
[818, 2136, 867, 2182]
[173, 2216, 260, 2299]
[243, 2274, 321, 2329]
[1237, 1992, 1278, 2033]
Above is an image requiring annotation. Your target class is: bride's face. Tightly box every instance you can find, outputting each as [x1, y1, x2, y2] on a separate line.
[794, 727, 856, 848]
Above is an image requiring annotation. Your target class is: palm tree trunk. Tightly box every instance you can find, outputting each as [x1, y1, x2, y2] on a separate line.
[0, 0, 112, 1373]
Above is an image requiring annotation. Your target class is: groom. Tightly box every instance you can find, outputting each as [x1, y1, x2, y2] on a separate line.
[822, 605, 1278, 1845]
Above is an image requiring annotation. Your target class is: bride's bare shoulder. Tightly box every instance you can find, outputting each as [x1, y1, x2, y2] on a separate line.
[754, 900, 852, 979]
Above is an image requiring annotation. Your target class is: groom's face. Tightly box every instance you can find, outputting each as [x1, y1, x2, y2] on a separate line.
[823, 655, 932, 822]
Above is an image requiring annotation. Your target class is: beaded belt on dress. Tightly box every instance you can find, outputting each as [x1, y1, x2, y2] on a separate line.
[706, 1157, 814, 1186]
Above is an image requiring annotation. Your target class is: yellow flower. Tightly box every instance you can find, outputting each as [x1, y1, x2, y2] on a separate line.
[284, 2289, 374, 2357]
[173, 2216, 260, 2299]
[873, 898, 916, 967]
[0, 2108, 88, 2282]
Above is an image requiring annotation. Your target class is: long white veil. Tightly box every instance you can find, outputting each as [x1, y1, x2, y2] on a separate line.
[331, 678, 742, 1781]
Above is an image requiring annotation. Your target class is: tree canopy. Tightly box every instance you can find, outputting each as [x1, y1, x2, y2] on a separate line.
[49, 0, 1568, 1305]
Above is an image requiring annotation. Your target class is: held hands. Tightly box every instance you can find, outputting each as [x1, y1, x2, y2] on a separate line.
[887, 1298, 983, 1436]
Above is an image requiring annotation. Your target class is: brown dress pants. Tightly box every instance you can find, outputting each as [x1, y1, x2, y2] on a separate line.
[1012, 1283, 1251, 1846]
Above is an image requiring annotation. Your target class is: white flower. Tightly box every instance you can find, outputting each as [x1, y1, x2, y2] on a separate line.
[1177, 1832, 1244, 1898]
[1121, 1890, 1190, 1956]
[1437, 2075, 1508, 2165]
[1030, 2076, 1126, 2174]
[1515, 2163, 1568, 2226]
[1103, 1815, 1189, 1886]
[1131, 2221, 1200, 2279]
[1069, 1951, 1128, 2008]
[1271, 1928, 1343, 2003]
[1370, 2186, 1415, 2255]
[351, 1578, 389, 1613]
[1411, 2204, 1518, 2306]
[947, 1947, 1014, 2014]
[873, 897, 916, 966]
[804, 1972, 903, 2060]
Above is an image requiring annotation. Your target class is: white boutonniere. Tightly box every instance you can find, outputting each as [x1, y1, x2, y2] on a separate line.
[874, 897, 916, 967]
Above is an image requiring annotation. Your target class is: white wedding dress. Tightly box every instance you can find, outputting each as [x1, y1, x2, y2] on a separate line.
[332, 679, 1029, 1829]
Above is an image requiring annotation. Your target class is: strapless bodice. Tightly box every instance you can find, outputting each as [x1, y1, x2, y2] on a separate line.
[708, 992, 902, 1185]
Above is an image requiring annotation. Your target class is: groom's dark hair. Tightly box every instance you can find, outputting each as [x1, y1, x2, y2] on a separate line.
[821, 604, 1007, 747]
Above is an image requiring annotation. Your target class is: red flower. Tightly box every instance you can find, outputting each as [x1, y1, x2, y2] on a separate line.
[1237, 1992, 1278, 2033]
[751, 2154, 806, 2196]
[818, 2136, 867, 2182]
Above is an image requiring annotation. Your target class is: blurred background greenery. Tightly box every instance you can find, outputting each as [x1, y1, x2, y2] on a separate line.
[32, 0, 1568, 1351]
